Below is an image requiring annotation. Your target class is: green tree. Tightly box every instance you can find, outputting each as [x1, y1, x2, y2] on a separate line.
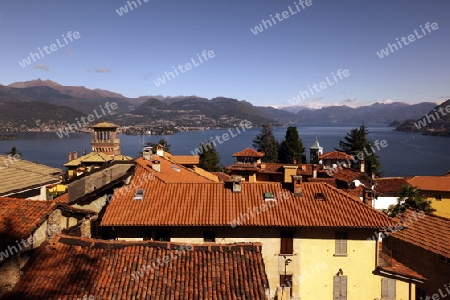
[338, 124, 381, 176]
[252, 124, 279, 162]
[385, 185, 436, 217]
[198, 141, 221, 172]
[278, 126, 306, 163]
[6, 147, 22, 157]
[147, 138, 171, 153]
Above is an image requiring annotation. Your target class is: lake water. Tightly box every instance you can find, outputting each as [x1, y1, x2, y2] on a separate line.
[1, 125, 449, 177]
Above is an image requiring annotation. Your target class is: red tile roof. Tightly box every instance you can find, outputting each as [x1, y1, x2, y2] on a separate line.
[102, 178, 394, 228]
[319, 151, 354, 160]
[325, 167, 366, 183]
[374, 177, 409, 195]
[390, 210, 450, 259]
[307, 178, 338, 188]
[376, 247, 426, 282]
[407, 176, 450, 192]
[4, 235, 269, 300]
[0, 198, 95, 255]
[232, 148, 264, 157]
[135, 156, 215, 183]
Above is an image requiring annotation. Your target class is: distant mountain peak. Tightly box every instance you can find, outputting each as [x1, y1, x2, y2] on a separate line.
[9, 79, 61, 88]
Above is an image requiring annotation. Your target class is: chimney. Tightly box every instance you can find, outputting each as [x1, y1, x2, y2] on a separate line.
[291, 175, 303, 197]
[83, 149, 87, 155]
[142, 147, 152, 160]
[363, 188, 373, 207]
[360, 159, 365, 173]
[152, 160, 161, 172]
[67, 152, 72, 162]
[283, 165, 298, 183]
[156, 144, 164, 157]
[313, 164, 317, 179]
[230, 175, 242, 193]
[73, 151, 78, 160]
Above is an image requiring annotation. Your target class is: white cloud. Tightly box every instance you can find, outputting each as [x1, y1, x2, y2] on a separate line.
[95, 68, 111, 73]
[34, 63, 50, 72]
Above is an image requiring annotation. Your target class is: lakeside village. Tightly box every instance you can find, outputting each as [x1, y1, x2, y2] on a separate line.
[0, 121, 449, 300]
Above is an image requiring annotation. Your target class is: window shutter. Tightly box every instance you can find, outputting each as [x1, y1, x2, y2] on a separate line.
[333, 276, 341, 300]
[381, 278, 396, 300]
[340, 276, 347, 300]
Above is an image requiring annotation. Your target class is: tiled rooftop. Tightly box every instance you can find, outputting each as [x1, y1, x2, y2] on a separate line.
[0, 198, 95, 254]
[91, 121, 119, 128]
[4, 236, 269, 300]
[102, 177, 394, 228]
[0, 155, 62, 196]
[63, 152, 112, 167]
[390, 210, 450, 259]
[377, 246, 426, 282]
[319, 151, 354, 160]
[374, 177, 409, 195]
[407, 176, 450, 192]
[232, 148, 264, 157]
[135, 156, 216, 183]
[325, 167, 366, 183]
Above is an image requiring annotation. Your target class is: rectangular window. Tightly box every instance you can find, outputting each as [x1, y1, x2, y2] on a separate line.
[155, 230, 170, 242]
[381, 278, 396, 300]
[335, 232, 348, 256]
[203, 231, 215, 242]
[436, 194, 442, 201]
[280, 231, 294, 254]
[333, 276, 347, 300]
[279, 274, 293, 297]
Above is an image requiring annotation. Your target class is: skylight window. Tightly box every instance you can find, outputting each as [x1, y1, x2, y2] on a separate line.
[134, 189, 144, 200]
[171, 166, 181, 172]
[264, 192, 275, 201]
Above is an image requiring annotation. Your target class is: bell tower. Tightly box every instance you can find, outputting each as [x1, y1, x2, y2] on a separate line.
[91, 122, 121, 156]
[309, 137, 323, 164]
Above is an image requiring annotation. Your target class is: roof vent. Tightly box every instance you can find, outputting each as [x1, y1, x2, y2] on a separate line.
[263, 192, 275, 201]
[152, 160, 161, 172]
[134, 189, 144, 200]
[230, 175, 242, 193]
[314, 192, 326, 200]
[142, 147, 152, 160]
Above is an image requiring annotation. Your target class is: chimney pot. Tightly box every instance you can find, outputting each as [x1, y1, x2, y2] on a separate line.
[73, 151, 78, 160]
[68, 152, 72, 162]
[360, 159, 365, 173]
[291, 175, 303, 197]
[363, 188, 373, 207]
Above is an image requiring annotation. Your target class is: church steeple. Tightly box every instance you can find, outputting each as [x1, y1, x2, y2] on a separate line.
[309, 136, 323, 164]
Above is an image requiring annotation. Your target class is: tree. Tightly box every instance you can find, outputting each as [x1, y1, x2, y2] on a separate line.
[198, 141, 221, 172]
[6, 147, 22, 157]
[147, 138, 171, 153]
[252, 124, 279, 162]
[338, 124, 381, 176]
[278, 126, 306, 164]
[385, 185, 436, 217]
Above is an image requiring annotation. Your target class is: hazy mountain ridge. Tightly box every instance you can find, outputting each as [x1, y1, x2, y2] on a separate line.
[395, 99, 450, 136]
[0, 79, 441, 132]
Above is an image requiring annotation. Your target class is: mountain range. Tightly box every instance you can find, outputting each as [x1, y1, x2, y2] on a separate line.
[0, 79, 442, 132]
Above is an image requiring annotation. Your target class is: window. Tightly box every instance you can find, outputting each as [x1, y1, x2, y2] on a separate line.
[280, 231, 293, 254]
[279, 274, 293, 297]
[134, 189, 144, 200]
[435, 194, 442, 201]
[335, 232, 348, 256]
[155, 230, 170, 242]
[203, 231, 215, 242]
[333, 276, 347, 300]
[381, 278, 396, 300]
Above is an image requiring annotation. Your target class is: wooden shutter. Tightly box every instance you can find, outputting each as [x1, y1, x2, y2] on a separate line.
[335, 232, 348, 255]
[280, 231, 293, 254]
[333, 276, 347, 300]
[381, 278, 396, 300]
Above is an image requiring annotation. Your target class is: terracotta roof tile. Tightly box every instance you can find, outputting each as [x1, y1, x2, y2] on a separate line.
[326, 167, 367, 183]
[377, 249, 426, 281]
[4, 236, 269, 300]
[319, 151, 354, 160]
[390, 210, 450, 259]
[165, 154, 200, 165]
[102, 172, 394, 228]
[407, 176, 450, 192]
[91, 121, 119, 128]
[135, 156, 215, 183]
[0, 197, 57, 252]
[232, 148, 264, 157]
[374, 177, 409, 195]
[307, 178, 338, 188]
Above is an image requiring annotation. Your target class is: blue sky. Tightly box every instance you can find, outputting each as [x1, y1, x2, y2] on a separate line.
[1, 0, 449, 108]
